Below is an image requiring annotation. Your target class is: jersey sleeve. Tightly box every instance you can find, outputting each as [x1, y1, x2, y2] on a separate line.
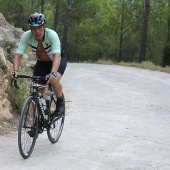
[49, 30, 61, 54]
[16, 31, 30, 55]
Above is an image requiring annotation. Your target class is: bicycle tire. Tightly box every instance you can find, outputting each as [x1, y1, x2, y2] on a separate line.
[47, 94, 65, 143]
[18, 96, 38, 159]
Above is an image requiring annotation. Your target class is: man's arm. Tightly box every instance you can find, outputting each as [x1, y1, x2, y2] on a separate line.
[51, 53, 61, 73]
[13, 53, 23, 71]
[10, 53, 22, 79]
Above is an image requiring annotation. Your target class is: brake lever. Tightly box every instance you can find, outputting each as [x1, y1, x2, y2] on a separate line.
[14, 80, 19, 89]
[11, 72, 19, 89]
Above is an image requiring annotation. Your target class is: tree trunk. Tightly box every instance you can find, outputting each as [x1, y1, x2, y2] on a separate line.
[118, 0, 125, 62]
[31, 0, 34, 11]
[41, 0, 44, 13]
[62, 0, 72, 53]
[74, 18, 80, 62]
[19, 5, 24, 29]
[138, 0, 150, 63]
[167, 17, 170, 43]
[74, 36, 79, 62]
[53, 1, 59, 32]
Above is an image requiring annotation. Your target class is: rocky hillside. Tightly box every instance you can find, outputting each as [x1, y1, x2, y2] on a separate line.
[0, 13, 24, 130]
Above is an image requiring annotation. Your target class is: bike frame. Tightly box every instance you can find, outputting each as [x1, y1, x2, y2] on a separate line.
[12, 74, 65, 159]
[12, 75, 54, 127]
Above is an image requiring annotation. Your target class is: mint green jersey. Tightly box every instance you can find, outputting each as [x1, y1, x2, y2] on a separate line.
[16, 28, 61, 61]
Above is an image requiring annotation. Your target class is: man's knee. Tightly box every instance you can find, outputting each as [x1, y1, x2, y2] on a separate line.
[57, 72, 62, 79]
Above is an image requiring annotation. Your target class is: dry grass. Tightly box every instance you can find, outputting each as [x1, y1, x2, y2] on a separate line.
[95, 60, 170, 74]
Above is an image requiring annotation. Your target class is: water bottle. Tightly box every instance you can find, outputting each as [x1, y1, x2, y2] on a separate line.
[53, 93, 57, 103]
[40, 98, 46, 110]
[39, 93, 47, 110]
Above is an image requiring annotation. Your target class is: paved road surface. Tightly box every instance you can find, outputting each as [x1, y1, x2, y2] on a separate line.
[0, 63, 170, 170]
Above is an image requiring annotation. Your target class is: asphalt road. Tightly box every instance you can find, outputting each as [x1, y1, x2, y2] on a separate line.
[0, 63, 170, 170]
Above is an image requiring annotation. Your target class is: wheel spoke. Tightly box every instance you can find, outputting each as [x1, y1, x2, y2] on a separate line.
[47, 95, 65, 143]
[18, 96, 37, 159]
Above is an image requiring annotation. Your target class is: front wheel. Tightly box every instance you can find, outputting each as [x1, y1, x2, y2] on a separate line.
[47, 94, 65, 143]
[18, 96, 38, 159]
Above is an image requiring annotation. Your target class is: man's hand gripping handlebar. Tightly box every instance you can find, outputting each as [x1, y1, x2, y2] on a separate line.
[11, 71, 19, 89]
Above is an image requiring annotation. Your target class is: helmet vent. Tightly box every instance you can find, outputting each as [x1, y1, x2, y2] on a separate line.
[28, 12, 46, 27]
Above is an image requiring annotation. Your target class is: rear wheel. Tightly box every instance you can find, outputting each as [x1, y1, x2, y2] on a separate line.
[18, 96, 38, 159]
[47, 94, 65, 143]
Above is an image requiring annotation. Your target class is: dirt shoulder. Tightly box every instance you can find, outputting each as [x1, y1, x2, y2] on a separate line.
[0, 113, 19, 136]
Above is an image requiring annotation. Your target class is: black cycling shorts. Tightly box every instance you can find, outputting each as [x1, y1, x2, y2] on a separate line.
[33, 55, 67, 84]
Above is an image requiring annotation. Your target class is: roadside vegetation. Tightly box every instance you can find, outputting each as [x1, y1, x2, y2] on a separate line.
[94, 60, 170, 74]
[8, 68, 30, 114]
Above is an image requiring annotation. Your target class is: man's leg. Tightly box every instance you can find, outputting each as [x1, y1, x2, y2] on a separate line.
[51, 73, 64, 116]
[50, 55, 67, 116]
[52, 73, 62, 97]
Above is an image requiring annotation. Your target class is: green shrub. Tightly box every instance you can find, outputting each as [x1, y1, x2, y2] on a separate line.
[94, 59, 170, 73]
[8, 68, 30, 114]
[162, 43, 170, 67]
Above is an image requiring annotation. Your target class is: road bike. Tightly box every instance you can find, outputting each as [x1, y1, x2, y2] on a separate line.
[11, 75, 65, 159]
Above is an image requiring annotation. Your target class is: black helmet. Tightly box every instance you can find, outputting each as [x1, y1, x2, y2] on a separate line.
[28, 12, 46, 27]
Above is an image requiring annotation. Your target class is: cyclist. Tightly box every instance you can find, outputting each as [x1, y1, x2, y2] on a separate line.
[11, 12, 67, 117]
